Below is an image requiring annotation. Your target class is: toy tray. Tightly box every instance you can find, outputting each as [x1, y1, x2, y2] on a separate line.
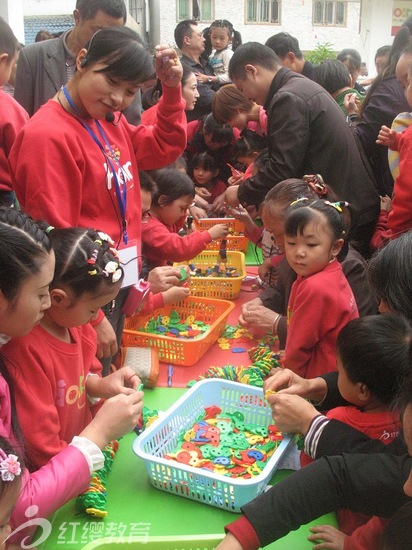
[122, 297, 234, 367]
[81, 534, 224, 550]
[175, 251, 246, 300]
[193, 218, 248, 253]
[133, 379, 293, 512]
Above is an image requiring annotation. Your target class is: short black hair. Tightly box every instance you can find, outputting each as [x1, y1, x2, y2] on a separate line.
[174, 19, 197, 50]
[313, 59, 351, 94]
[337, 48, 362, 70]
[229, 42, 280, 81]
[76, 0, 127, 23]
[337, 314, 412, 405]
[0, 17, 18, 59]
[265, 32, 302, 59]
[151, 168, 195, 205]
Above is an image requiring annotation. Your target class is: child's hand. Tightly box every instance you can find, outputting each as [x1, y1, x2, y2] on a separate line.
[163, 285, 190, 305]
[307, 524, 346, 550]
[195, 72, 213, 84]
[195, 186, 212, 199]
[208, 223, 229, 240]
[376, 125, 397, 148]
[258, 258, 272, 281]
[380, 194, 392, 212]
[80, 390, 144, 449]
[87, 367, 141, 400]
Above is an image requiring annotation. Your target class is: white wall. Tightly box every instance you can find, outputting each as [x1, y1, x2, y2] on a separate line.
[0, 0, 25, 42]
[361, 0, 395, 76]
[23, 0, 72, 16]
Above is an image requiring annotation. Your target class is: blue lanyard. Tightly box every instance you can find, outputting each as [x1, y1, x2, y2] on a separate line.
[61, 85, 128, 245]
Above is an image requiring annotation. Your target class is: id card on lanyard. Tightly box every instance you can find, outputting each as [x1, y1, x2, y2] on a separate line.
[118, 240, 139, 288]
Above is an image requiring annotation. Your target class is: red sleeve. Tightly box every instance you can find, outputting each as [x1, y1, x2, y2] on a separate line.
[89, 308, 105, 327]
[370, 210, 390, 251]
[343, 517, 388, 550]
[388, 130, 412, 237]
[142, 217, 212, 264]
[225, 515, 261, 550]
[140, 290, 165, 314]
[245, 224, 263, 246]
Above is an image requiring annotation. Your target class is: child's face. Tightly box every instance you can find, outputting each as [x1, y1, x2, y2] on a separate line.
[284, 216, 342, 278]
[49, 282, 121, 327]
[141, 189, 152, 221]
[405, 69, 412, 108]
[209, 27, 231, 52]
[158, 195, 193, 225]
[0, 251, 54, 337]
[0, 478, 21, 549]
[193, 165, 216, 186]
[202, 129, 230, 151]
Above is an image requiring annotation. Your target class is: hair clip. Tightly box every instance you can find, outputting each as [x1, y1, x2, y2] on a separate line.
[102, 261, 122, 283]
[0, 449, 21, 482]
[324, 201, 348, 213]
[303, 174, 327, 196]
[87, 248, 99, 269]
[97, 232, 115, 246]
[45, 225, 55, 234]
[289, 197, 309, 207]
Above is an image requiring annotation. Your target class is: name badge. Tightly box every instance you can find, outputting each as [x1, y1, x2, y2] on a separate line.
[118, 240, 139, 288]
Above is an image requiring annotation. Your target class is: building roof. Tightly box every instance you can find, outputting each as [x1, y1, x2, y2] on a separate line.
[24, 15, 73, 45]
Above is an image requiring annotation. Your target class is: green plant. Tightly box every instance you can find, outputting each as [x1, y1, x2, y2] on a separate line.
[305, 42, 336, 64]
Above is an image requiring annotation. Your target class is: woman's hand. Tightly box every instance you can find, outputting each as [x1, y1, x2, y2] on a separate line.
[307, 525, 346, 550]
[155, 45, 182, 87]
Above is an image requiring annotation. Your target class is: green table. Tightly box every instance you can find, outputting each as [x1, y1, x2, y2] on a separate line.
[38, 388, 337, 550]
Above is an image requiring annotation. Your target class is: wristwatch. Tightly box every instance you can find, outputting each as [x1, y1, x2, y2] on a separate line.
[207, 76, 213, 83]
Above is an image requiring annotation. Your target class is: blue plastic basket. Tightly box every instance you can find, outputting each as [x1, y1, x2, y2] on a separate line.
[133, 379, 294, 512]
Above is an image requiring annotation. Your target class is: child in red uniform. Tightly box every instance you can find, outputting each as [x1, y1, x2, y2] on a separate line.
[142, 168, 228, 269]
[3, 227, 142, 469]
[301, 314, 409, 549]
[281, 199, 358, 378]
[189, 151, 227, 209]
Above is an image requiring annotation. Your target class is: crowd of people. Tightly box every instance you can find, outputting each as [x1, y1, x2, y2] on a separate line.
[1, 1, 412, 549]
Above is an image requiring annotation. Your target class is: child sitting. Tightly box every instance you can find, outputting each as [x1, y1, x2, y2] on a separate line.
[141, 167, 228, 269]
[3, 227, 142, 469]
[189, 151, 227, 211]
[305, 314, 410, 548]
[281, 199, 358, 378]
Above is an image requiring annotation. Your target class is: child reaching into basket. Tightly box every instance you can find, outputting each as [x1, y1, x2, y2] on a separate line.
[281, 198, 358, 378]
[189, 151, 228, 214]
[3, 227, 144, 469]
[141, 167, 228, 269]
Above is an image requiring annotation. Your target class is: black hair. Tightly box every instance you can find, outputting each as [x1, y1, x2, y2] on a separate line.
[76, 0, 127, 23]
[151, 168, 195, 205]
[284, 198, 354, 262]
[203, 19, 242, 58]
[233, 129, 267, 158]
[50, 227, 123, 298]
[368, 231, 412, 324]
[174, 19, 198, 50]
[0, 208, 52, 302]
[337, 314, 412, 405]
[83, 27, 153, 84]
[139, 170, 157, 195]
[0, 17, 18, 60]
[375, 45, 391, 61]
[189, 151, 220, 180]
[142, 61, 194, 109]
[381, 502, 412, 550]
[313, 59, 351, 94]
[265, 32, 303, 59]
[202, 113, 234, 143]
[337, 48, 362, 71]
[229, 42, 280, 81]
[35, 29, 54, 42]
[0, 436, 24, 501]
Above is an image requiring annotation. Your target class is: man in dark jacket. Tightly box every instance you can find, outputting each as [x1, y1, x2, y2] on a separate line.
[225, 42, 380, 256]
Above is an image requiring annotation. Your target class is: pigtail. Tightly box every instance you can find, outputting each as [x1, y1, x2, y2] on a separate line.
[231, 29, 242, 51]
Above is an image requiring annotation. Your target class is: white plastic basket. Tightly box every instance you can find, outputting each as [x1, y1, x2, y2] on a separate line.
[133, 379, 294, 512]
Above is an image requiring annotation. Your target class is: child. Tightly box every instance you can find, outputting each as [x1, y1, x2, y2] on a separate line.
[0, 18, 28, 207]
[197, 19, 242, 87]
[141, 168, 228, 269]
[375, 62, 412, 242]
[281, 199, 359, 378]
[3, 227, 142, 469]
[0, 208, 142, 547]
[228, 129, 267, 185]
[189, 151, 227, 208]
[302, 314, 409, 547]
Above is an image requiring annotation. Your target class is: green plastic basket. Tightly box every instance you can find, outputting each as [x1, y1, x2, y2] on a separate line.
[81, 534, 224, 549]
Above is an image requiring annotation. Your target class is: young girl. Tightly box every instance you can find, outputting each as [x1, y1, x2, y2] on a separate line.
[141, 61, 200, 123]
[141, 168, 228, 269]
[0, 208, 142, 547]
[302, 314, 410, 548]
[9, 26, 186, 374]
[212, 83, 267, 136]
[189, 151, 227, 208]
[197, 19, 242, 87]
[281, 199, 359, 378]
[3, 227, 142, 469]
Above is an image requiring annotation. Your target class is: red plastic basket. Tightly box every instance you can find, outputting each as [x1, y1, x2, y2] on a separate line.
[122, 297, 235, 366]
[193, 218, 249, 252]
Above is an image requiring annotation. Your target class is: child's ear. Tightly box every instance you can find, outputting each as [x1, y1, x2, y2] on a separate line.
[356, 382, 371, 403]
[49, 288, 69, 307]
[157, 195, 169, 207]
[213, 169, 219, 178]
[331, 238, 344, 258]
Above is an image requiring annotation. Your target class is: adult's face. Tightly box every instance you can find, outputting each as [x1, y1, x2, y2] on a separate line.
[187, 24, 205, 54]
[396, 52, 412, 89]
[74, 8, 125, 52]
